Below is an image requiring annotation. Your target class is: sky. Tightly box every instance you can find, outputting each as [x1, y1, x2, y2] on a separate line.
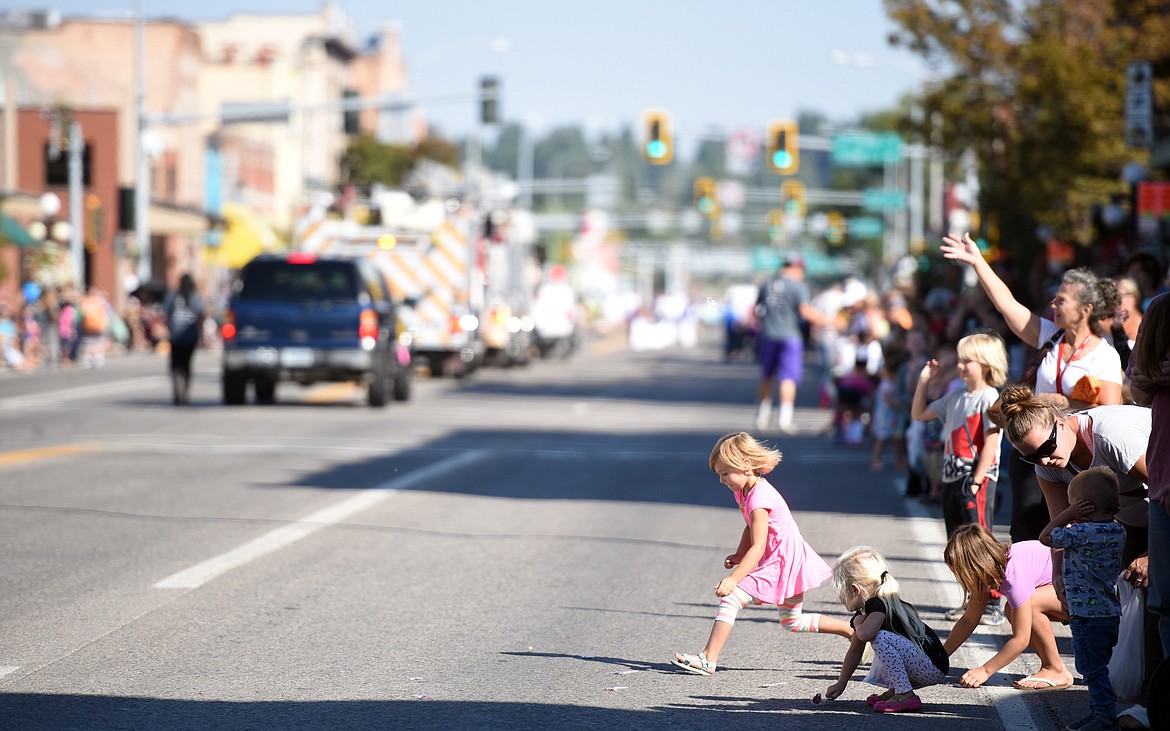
[6, 0, 934, 146]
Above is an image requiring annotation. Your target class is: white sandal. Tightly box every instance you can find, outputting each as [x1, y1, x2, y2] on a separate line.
[671, 651, 716, 675]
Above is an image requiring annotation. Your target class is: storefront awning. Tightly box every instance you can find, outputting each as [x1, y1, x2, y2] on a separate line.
[0, 212, 37, 247]
[0, 192, 43, 220]
[151, 202, 215, 235]
[205, 202, 280, 270]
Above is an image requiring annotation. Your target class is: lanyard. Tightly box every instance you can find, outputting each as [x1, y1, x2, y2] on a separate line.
[1055, 335, 1092, 395]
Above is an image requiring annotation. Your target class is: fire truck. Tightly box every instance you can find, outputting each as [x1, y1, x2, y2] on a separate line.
[295, 200, 539, 376]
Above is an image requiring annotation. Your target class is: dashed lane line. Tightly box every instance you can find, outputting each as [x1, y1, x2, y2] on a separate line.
[152, 449, 489, 590]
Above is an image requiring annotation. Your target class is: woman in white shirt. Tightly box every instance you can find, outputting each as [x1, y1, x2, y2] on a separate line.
[940, 233, 1123, 543]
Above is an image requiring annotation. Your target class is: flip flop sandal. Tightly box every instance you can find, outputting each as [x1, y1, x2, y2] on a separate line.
[670, 652, 716, 675]
[874, 694, 923, 713]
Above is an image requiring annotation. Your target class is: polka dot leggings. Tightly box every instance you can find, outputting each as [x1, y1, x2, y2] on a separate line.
[872, 629, 946, 694]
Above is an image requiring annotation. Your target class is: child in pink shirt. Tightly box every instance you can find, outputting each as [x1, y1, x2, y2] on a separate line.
[942, 524, 1074, 690]
[671, 432, 852, 675]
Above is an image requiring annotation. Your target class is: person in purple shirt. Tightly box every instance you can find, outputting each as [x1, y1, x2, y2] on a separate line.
[943, 524, 1074, 690]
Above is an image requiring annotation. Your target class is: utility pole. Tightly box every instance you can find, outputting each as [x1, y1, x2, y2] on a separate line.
[68, 121, 85, 286]
[134, 0, 151, 284]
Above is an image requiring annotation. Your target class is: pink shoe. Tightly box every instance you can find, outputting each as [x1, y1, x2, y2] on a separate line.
[866, 690, 895, 707]
[873, 693, 923, 713]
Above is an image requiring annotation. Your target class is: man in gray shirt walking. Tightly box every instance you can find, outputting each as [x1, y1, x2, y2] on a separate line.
[755, 255, 825, 432]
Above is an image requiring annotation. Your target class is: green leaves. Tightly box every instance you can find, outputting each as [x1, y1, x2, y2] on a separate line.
[886, 0, 1170, 257]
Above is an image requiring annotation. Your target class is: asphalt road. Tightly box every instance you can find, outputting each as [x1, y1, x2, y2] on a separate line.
[0, 332, 1088, 730]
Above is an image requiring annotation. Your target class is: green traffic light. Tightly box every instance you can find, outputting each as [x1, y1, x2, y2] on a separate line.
[773, 150, 792, 168]
[646, 140, 667, 159]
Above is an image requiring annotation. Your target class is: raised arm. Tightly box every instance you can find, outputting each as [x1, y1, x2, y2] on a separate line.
[911, 359, 940, 421]
[940, 233, 1041, 345]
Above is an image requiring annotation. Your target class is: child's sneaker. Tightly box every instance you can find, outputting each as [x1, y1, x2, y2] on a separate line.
[980, 599, 1006, 626]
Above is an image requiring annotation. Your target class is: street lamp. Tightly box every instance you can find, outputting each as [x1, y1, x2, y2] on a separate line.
[24, 192, 76, 289]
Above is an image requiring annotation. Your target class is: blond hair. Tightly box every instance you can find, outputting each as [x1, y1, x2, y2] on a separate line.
[709, 432, 782, 475]
[944, 524, 1006, 602]
[832, 546, 928, 650]
[994, 384, 1066, 445]
[1068, 466, 1120, 515]
[957, 331, 1009, 388]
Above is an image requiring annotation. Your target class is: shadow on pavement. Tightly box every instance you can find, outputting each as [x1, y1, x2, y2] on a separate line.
[0, 692, 998, 730]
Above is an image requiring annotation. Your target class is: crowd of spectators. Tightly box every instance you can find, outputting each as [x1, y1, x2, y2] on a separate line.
[0, 282, 181, 374]
[800, 244, 1169, 730]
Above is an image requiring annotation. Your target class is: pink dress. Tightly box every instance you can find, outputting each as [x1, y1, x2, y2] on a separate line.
[735, 478, 833, 604]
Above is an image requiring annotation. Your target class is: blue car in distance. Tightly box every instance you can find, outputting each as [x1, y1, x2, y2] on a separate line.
[221, 252, 412, 407]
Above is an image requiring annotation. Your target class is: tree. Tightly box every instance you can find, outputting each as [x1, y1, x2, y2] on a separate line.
[885, 0, 1170, 264]
[339, 133, 458, 190]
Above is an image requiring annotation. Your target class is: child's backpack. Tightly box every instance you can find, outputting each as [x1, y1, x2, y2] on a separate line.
[80, 299, 108, 334]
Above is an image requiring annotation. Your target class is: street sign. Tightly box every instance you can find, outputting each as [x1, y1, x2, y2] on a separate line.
[726, 126, 761, 162]
[717, 180, 746, 210]
[726, 126, 760, 176]
[1137, 181, 1170, 218]
[1126, 61, 1154, 149]
[862, 188, 907, 212]
[848, 216, 884, 238]
[831, 132, 903, 166]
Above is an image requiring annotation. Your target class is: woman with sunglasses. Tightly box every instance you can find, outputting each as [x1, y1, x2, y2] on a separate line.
[940, 233, 1124, 548]
[996, 384, 1150, 593]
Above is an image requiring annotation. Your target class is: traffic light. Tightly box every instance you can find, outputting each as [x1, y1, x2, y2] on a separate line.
[826, 211, 846, 246]
[694, 177, 718, 217]
[767, 209, 785, 243]
[642, 109, 674, 165]
[780, 180, 806, 217]
[766, 119, 799, 175]
[480, 76, 500, 125]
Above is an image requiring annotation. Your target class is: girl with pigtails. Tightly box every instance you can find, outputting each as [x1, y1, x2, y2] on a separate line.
[824, 546, 948, 713]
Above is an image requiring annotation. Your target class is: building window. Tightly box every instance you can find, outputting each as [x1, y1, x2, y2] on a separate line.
[45, 143, 91, 186]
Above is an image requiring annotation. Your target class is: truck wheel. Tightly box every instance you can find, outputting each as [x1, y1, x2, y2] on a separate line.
[254, 378, 276, 404]
[223, 370, 247, 405]
[393, 366, 412, 401]
[368, 367, 390, 407]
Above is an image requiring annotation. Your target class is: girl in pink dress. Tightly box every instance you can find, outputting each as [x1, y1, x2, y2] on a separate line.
[672, 432, 853, 675]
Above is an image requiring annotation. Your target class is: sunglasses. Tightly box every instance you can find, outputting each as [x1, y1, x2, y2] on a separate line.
[1019, 422, 1059, 465]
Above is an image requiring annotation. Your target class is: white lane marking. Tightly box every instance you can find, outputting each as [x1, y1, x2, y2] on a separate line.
[0, 377, 169, 407]
[900, 483, 1041, 731]
[0, 666, 18, 679]
[154, 449, 489, 590]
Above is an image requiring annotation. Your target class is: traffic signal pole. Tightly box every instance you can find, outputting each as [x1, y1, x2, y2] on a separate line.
[135, 0, 150, 284]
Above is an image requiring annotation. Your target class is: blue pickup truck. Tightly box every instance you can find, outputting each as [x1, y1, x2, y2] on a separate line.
[220, 252, 412, 407]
